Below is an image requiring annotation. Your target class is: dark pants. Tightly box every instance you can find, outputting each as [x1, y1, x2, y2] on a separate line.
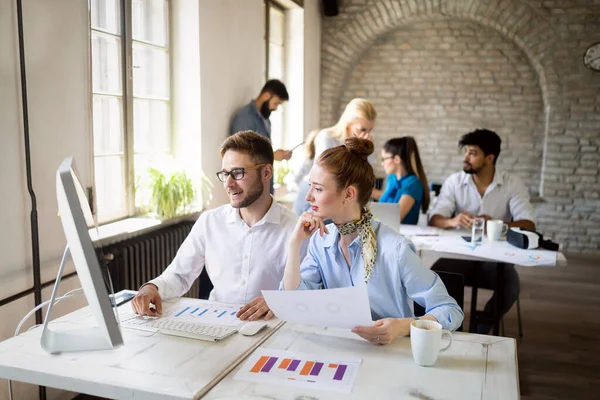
[431, 259, 520, 334]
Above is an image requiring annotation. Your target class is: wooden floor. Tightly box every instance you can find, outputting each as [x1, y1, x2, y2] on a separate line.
[465, 253, 600, 400]
[77, 252, 600, 400]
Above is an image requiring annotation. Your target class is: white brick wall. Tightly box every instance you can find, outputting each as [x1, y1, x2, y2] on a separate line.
[321, 0, 600, 253]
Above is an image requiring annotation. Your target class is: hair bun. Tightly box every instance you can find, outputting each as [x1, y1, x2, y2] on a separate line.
[344, 137, 374, 160]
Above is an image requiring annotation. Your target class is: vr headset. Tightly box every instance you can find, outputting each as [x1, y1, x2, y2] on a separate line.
[507, 227, 559, 251]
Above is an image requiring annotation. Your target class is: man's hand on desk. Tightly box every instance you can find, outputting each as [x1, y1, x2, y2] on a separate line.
[236, 296, 274, 321]
[132, 284, 163, 316]
[450, 212, 474, 229]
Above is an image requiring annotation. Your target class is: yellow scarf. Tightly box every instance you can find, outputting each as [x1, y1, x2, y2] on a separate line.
[335, 208, 377, 283]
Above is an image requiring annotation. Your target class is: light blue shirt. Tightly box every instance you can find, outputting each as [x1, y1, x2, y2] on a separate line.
[231, 100, 271, 138]
[283, 221, 464, 331]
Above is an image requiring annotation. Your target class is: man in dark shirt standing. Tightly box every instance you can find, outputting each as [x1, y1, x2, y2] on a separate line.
[231, 79, 292, 162]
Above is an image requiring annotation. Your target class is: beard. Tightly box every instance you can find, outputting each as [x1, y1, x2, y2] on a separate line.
[230, 174, 264, 208]
[463, 162, 481, 174]
[260, 97, 272, 119]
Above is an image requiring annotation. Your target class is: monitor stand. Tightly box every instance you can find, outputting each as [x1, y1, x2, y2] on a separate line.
[40, 247, 115, 354]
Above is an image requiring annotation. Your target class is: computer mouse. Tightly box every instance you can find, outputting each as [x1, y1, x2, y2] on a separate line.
[239, 321, 268, 336]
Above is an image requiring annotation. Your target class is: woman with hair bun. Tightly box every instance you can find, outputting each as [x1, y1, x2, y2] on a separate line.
[281, 137, 463, 345]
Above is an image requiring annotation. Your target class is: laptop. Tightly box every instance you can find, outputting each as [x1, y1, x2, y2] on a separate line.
[370, 202, 400, 232]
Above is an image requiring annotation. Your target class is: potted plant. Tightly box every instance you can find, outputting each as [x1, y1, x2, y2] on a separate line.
[273, 160, 291, 188]
[137, 167, 213, 219]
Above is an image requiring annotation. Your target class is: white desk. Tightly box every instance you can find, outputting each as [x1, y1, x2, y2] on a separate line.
[400, 225, 568, 268]
[401, 224, 567, 336]
[203, 322, 519, 400]
[0, 302, 283, 400]
[0, 304, 519, 399]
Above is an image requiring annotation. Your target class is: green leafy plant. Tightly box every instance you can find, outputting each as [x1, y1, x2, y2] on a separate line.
[144, 168, 196, 219]
[274, 160, 291, 186]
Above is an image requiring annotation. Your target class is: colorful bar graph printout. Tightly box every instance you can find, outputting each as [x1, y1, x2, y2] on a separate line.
[261, 357, 279, 373]
[175, 307, 190, 317]
[235, 348, 361, 393]
[300, 361, 315, 376]
[310, 362, 324, 376]
[250, 356, 269, 373]
[164, 298, 242, 327]
[333, 365, 347, 381]
[287, 359, 301, 371]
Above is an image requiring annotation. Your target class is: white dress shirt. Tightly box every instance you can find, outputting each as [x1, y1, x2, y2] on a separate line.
[149, 199, 306, 304]
[429, 170, 535, 223]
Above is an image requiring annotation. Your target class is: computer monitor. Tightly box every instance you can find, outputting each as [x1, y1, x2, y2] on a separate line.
[40, 157, 123, 354]
[370, 202, 401, 232]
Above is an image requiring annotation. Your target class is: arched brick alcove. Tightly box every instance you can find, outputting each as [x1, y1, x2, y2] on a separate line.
[320, 0, 565, 197]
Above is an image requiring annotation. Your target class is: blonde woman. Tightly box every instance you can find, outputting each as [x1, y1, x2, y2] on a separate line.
[293, 98, 377, 215]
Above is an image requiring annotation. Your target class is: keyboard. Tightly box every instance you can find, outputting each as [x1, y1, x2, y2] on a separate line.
[120, 313, 238, 342]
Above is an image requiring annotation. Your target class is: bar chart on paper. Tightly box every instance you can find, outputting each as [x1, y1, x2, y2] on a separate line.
[161, 298, 242, 327]
[234, 348, 361, 393]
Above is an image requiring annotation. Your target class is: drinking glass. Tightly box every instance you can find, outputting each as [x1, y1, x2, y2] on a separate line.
[471, 217, 484, 246]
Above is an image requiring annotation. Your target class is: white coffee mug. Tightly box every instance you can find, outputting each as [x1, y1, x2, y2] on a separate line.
[486, 219, 509, 241]
[410, 320, 452, 367]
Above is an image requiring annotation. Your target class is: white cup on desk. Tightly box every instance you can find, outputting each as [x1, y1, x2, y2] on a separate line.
[486, 219, 508, 241]
[410, 320, 452, 367]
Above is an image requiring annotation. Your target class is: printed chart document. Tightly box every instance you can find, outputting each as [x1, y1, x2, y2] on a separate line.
[431, 236, 557, 266]
[120, 298, 243, 327]
[234, 348, 362, 393]
[262, 285, 372, 329]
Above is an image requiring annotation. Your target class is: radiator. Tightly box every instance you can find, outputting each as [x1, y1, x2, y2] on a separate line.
[99, 220, 202, 299]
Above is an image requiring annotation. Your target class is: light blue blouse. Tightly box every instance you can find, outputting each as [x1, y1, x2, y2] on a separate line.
[283, 221, 464, 331]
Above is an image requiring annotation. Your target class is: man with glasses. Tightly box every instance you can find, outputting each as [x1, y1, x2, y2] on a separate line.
[132, 131, 306, 321]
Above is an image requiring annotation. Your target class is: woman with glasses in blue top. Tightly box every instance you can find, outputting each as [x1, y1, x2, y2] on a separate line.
[373, 137, 430, 225]
[282, 137, 463, 345]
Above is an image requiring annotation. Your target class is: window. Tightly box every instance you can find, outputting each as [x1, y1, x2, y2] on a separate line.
[91, 0, 170, 223]
[265, 0, 286, 151]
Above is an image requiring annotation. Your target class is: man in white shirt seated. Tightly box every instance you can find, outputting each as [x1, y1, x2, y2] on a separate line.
[428, 129, 536, 334]
[132, 130, 307, 321]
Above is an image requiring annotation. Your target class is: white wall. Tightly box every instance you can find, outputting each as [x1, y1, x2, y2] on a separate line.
[284, 8, 304, 149]
[198, 0, 266, 207]
[0, 0, 91, 296]
[303, 0, 322, 135]
[172, 0, 204, 205]
[0, 0, 31, 296]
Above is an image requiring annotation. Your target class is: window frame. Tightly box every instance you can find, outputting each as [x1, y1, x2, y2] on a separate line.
[90, 0, 173, 224]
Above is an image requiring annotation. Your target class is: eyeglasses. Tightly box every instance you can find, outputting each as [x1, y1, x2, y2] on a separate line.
[216, 164, 265, 182]
[381, 156, 393, 162]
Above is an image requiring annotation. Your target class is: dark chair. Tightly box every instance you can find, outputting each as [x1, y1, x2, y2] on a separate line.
[414, 270, 464, 332]
[430, 182, 442, 196]
[197, 267, 214, 300]
[375, 177, 385, 191]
